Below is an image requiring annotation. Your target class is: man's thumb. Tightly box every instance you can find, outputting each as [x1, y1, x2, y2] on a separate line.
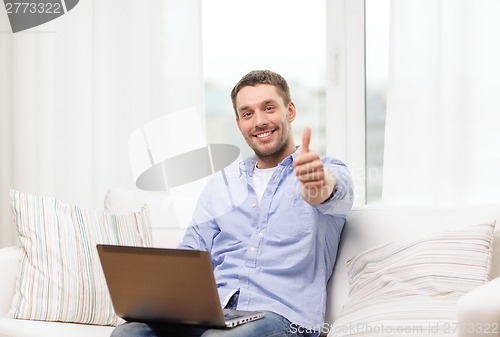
[301, 127, 311, 154]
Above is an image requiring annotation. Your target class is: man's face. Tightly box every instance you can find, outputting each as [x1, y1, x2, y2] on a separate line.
[235, 84, 296, 167]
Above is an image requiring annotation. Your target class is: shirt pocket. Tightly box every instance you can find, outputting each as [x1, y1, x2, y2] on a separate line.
[266, 195, 314, 238]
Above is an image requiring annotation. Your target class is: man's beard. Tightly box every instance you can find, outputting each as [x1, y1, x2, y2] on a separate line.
[245, 124, 292, 163]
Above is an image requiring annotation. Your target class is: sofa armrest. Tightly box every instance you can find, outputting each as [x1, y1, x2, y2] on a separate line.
[0, 246, 19, 317]
[457, 276, 500, 337]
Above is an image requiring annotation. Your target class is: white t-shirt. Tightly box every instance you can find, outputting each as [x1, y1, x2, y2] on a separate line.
[253, 165, 277, 204]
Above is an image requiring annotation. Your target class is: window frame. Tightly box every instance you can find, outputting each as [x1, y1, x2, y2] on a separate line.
[326, 0, 366, 205]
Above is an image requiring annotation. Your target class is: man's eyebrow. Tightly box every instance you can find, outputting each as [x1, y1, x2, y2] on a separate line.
[238, 105, 250, 113]
[238, 99, 279, 113]
[262, 99, 278, 105]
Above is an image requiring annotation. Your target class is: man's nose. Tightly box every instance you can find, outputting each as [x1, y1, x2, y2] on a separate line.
[254, 110, 268, 127]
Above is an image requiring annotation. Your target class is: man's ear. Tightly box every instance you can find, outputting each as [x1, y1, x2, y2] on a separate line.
[287, 102, 297, 122]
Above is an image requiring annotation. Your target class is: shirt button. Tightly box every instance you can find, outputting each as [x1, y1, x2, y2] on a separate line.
[258, 232, 263, 237]
[251, 203, 257, 208]
[250, 247, 256, 253]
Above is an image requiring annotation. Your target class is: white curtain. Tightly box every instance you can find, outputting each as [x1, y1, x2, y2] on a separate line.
[0, 0, 204, 248]
[382, 0, 500, 206]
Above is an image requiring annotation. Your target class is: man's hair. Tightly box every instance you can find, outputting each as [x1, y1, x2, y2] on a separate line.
[230, 70, 291, 118]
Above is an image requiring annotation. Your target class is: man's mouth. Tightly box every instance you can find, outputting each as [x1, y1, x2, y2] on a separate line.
[255, 130, 273, 138]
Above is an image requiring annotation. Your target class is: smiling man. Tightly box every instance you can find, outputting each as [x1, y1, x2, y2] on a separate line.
[111, 70, 354, 337]
[234, 80, 296, 169]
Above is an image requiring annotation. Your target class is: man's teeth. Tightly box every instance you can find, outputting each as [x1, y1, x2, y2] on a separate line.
[257, 131, 272, 138]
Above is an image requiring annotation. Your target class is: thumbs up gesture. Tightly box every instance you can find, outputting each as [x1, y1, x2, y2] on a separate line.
[293, 128, 337, 204]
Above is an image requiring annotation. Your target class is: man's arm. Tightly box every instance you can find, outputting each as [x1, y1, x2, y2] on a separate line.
[177, 181, 221, 251]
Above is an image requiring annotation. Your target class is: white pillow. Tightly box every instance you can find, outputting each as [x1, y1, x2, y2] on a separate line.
[328, 221, 496, 337]
[103, 188, 186, 248]
[8, 190, 153, 326]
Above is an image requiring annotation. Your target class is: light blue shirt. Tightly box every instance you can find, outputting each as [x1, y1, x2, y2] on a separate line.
[179, 147, 354, 330]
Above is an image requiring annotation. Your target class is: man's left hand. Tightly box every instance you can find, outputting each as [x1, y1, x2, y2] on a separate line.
[293, 127, 337, 205]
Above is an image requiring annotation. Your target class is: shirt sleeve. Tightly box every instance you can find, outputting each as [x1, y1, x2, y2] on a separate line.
[177, 180, 220, 252]
[315, 157, 354, 217]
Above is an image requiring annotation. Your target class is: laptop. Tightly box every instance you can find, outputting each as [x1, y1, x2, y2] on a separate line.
[96, 244, 264, 328]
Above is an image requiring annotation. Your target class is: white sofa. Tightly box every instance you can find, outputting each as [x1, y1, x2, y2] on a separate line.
[1, 188, 499, 337]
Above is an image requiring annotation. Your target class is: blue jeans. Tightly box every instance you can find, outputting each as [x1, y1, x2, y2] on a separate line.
[110, 311, 319, 337]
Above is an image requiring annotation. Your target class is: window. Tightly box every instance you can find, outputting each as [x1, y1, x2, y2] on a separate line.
[330, 0, 500, 206]
[365, 0, 390, 203]
[202, 0, 327, 158]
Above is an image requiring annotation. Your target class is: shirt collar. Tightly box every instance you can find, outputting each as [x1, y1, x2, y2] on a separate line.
[238, 146, 301, 178]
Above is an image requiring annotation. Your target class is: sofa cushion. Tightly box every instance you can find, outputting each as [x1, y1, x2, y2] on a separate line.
[0, 246, 19, 317]
[0, 317, 114, 337]
[104, 188, 187, 248]
[327, 221, 496, 337]
[327, 204, 500, 323]
[8, 190, 152, 326]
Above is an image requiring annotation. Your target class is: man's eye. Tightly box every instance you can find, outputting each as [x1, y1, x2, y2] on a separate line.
[265, 106, 275, 112]
[242, 111, 252, 118]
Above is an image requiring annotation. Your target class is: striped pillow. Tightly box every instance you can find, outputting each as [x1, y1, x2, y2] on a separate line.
[328, 222, 496, 337]
[8, 190, 153, 326]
